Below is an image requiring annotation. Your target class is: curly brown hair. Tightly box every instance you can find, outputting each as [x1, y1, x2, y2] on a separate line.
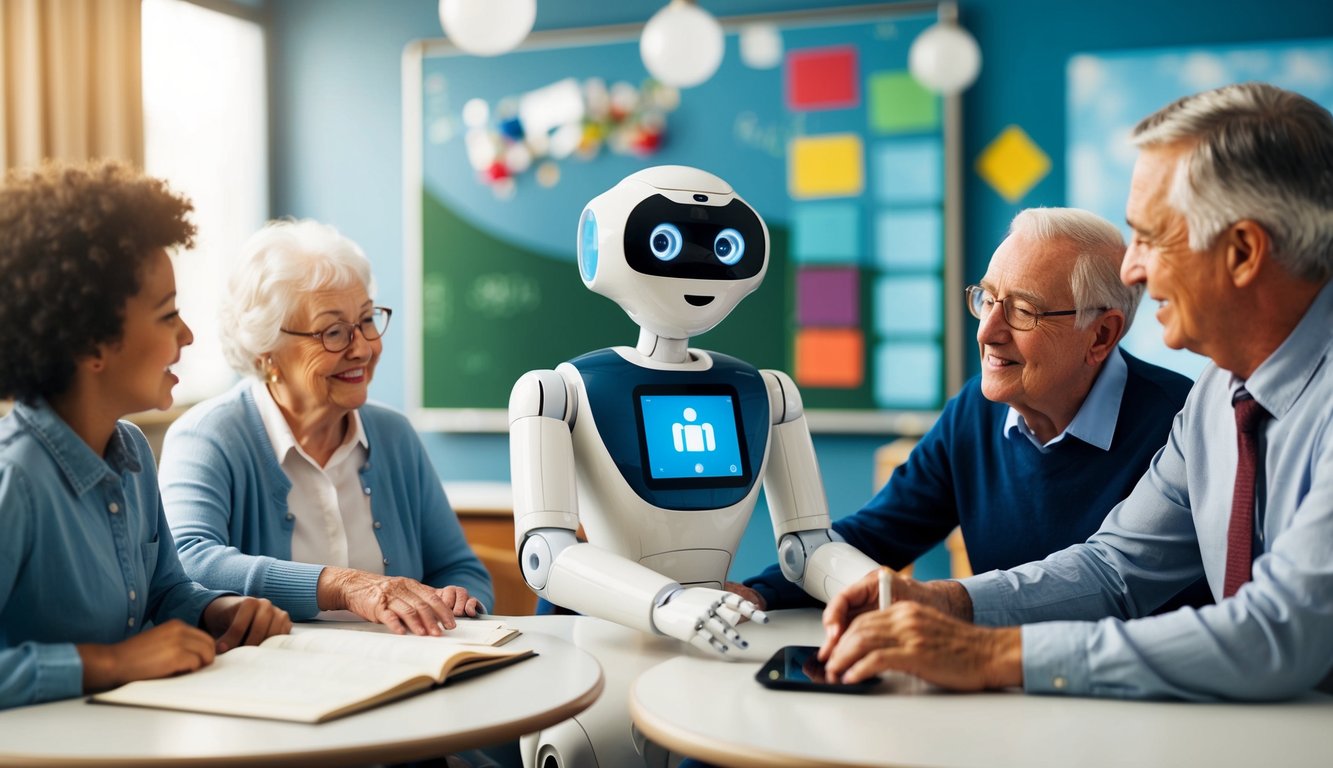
[0, 160, 196, 402]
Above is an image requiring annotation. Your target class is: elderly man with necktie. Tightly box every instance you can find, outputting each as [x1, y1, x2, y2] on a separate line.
[818, 81, 1333, 701]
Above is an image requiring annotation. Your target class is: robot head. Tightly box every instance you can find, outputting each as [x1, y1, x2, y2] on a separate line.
[576, 166, 769, 340]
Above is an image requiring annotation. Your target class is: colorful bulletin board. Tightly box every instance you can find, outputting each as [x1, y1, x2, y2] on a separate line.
[1068, 37, 1333, 380]
[404, 3, 961, 432]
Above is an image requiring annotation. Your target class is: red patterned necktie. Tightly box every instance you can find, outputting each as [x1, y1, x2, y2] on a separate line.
[1223, 391, 1269, 598]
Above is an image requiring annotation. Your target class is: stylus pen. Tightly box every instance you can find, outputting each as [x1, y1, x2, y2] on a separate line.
[878, 566, 892, 611]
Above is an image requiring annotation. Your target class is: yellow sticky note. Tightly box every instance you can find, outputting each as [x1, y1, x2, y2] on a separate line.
[788, 134, 864, 200]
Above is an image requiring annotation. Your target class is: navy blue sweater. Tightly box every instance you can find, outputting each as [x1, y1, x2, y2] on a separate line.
[745, 350, 1196, 610]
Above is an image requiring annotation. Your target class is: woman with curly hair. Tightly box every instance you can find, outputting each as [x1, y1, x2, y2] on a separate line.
[0, 161, 291, 711]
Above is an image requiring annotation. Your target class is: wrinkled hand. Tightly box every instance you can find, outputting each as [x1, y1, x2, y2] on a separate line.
[652, 586, 769, 657]
[723, 581, 767, 613]
[202, 596, 292, 653]
[818, 601, 1022, 690]
[321, 567, 481, 635]
[819, 567, 970, 657]
[77, 619, 216, 693]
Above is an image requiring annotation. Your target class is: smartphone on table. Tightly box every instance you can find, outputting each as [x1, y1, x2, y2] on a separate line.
[755, 645, 879, 694]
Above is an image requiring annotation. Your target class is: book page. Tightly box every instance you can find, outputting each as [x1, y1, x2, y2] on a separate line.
[265, 629, 528, 681]
[297, 618, 519, 646]
[92, 646, 432, 723]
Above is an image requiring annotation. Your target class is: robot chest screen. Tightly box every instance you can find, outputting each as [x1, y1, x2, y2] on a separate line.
[570, 349, 769, 510]
[634, 385, 750, 488]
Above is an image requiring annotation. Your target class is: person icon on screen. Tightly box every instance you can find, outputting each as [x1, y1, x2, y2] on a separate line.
[672, 407, 716, 453]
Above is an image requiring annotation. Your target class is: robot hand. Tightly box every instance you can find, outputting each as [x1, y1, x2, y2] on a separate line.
[652, 587, 769, 656]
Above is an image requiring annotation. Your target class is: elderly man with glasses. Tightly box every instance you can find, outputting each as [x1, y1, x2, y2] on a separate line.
[735, 207, 1201, 613]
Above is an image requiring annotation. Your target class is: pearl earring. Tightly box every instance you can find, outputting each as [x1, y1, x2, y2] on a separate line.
[265, 357, 279, 384]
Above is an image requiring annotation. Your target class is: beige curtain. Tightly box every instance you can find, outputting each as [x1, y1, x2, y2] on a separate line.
[0, 0, 143, 170]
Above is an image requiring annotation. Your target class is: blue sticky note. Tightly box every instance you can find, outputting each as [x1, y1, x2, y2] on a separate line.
[874, 138, 943, 203]
[875, 275, 942, 336]
[875, 341, 942, 409]
[792, 203, 861, 264]
[874, 208, 942, 271]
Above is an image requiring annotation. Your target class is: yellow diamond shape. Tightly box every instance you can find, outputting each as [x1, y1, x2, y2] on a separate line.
[976, 126, 1051, 203]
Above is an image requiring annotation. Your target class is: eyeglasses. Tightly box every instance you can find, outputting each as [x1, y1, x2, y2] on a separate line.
[965, 286, 1102, 331]
[281, 307, 392, 353]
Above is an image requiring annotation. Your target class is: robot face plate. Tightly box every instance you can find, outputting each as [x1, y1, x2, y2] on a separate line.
[622, 195, 765, 281]
[578, 166, 770, 339]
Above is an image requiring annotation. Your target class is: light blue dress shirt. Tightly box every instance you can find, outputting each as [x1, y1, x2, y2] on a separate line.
[1005, 346, 1128, 452]
[965, 279, 1333, 700]
[0, 400, 222, 710]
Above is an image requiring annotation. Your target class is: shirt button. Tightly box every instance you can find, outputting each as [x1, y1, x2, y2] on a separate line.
[127, 617, 136, 627]
[129, 590, 137, 601]
[373, 521, 382, 530]
[364, 487, 372, 495]
[382, 557, 390, 566]
[1052, 676, 1067, 690]
[108, 502, 120, 514]
[286, 513, 295, 521]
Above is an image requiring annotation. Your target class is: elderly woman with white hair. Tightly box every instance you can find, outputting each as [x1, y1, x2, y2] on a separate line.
[159, 219, 493, 634]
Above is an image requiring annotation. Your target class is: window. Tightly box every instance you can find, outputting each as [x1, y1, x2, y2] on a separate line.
[142, 0, 267, 404]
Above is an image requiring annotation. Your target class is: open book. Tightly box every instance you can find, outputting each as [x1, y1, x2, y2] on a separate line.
[91, 624, 534, 723]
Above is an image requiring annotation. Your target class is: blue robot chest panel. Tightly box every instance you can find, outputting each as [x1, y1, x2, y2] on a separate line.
[570, 350, 770, 511]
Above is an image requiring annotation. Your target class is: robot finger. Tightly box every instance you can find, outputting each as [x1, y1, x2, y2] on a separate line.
[720, 592, 770, 624]
[702, 614, 746, 647]
[694, 626, 730, 655]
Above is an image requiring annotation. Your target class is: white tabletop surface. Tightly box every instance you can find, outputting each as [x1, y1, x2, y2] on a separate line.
[630, 616, 1333, 768]
[0, 621, 602, 768]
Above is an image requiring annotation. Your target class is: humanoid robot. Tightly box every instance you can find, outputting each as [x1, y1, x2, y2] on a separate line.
[509, 165, 880, 765]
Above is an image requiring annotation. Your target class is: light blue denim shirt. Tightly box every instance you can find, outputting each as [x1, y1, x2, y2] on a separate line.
[1005, 346, 1129, 452]
[966, 279, 1333, 700]
[0, 400, 222, 710]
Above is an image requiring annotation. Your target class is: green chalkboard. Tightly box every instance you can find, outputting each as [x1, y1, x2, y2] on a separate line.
[405, 4, 961, 433]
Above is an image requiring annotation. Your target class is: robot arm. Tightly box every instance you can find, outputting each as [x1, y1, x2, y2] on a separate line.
[509, 370, 765, 653]
[761, 370, 879, 603]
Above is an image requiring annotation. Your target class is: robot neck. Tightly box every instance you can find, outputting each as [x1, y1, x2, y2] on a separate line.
[636, 328, 691, 364]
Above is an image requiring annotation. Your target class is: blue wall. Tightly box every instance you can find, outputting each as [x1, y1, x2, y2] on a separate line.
[268, 0, 1333, 581]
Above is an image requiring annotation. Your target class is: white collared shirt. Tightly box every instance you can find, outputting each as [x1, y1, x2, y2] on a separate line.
[251, 381, 384, 575]
[1003, 347, 1129, 453]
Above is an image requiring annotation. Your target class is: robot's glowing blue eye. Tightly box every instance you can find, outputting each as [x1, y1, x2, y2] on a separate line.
[714, 229, 744, 265]
[649, 223, 683, 261]
[578, 209, 598, 282]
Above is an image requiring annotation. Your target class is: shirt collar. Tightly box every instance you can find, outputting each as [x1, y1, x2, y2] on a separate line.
[1237, 279, 1333, 420]
[250, 379, 368, 467]
[12, 398, 141, 496]
[1004, 347, 1128, 452]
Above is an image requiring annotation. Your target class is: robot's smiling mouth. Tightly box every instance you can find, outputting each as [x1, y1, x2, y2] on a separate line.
[684, 295, 715, 306]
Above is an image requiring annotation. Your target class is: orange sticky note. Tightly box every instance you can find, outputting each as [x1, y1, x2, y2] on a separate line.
[795, 328, 864, 388]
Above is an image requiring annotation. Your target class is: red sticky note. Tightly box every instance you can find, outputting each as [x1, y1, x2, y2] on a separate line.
[786, 46, 859, 111]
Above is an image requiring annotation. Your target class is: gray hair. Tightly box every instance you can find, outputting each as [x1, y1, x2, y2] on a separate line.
[219, 219, 377, 378]
[1132, 82, 1333, 282]
[1009, 207, 1141, 335]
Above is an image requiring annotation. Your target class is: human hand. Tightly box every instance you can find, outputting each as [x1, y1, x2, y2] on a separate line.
[77, 619, 216, 693]
[652, 586, 769, 657]
[202, 596, 292, 653]
[819, 569, 970, 661]
[723, 581, 767, 614]
[433, 585, 484, 618]
[820, 601, 1023, 690]
[321, 567, 467, 635]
